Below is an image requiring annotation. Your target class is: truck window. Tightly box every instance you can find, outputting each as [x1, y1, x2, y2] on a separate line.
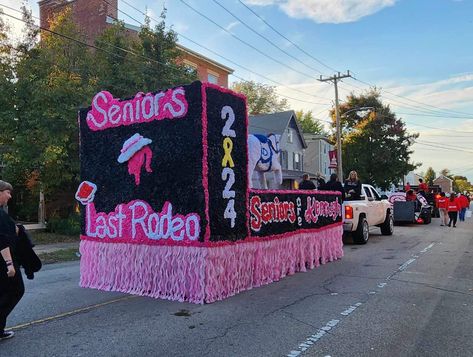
[370, 188, 381, 200]
[364, 186, 373, 199]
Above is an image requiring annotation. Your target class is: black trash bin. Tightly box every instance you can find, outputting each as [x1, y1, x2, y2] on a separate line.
[419, 206, 432, 224]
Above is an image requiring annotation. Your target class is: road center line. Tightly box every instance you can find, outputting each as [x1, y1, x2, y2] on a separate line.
[286, 242, 437, 356]
[419, 243, 435, 253]
[8, 295, 138, 331]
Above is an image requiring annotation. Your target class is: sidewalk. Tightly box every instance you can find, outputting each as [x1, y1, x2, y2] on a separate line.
[34, 242, 80, 255]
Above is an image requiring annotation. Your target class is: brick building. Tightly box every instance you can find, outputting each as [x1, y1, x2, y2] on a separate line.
[38, 0, 233, 87]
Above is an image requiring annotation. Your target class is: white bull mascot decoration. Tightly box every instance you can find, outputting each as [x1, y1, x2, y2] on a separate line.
[248, 133, 283, 189]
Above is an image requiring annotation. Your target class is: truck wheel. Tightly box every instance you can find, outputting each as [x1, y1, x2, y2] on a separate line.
[380, 211, 394, 235]
[353, 217, 369, 244]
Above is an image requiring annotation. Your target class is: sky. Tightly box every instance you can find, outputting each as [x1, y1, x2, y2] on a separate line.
[2, 0, 473, 182]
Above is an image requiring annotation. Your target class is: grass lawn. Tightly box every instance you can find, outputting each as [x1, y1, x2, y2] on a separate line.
[30, 231, 80, 245]
[38, 248, 80, 265]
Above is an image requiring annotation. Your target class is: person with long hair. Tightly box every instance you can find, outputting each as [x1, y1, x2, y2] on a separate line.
[0, 180, 25, 341]
[344, 170, 362, 200]
[447, 193, 461, 227]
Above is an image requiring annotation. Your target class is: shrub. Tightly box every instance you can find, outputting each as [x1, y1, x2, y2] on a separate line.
[47, 214, 81, 235]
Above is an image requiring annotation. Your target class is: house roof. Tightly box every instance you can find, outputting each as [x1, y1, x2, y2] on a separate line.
[434, 174, 453, 182]
[303, 133, 333, 145]
[249, 110, 307, 148]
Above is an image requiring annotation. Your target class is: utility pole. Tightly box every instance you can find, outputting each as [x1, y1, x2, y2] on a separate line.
[319, 71, 351, 180]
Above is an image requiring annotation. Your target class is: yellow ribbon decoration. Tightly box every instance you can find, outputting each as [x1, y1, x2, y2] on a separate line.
[222, 137, 235, 168]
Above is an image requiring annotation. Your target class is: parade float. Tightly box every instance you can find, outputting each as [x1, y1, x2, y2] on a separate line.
[76, 81, 343, 303]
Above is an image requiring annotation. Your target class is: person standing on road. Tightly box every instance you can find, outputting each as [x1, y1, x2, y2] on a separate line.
[457, 193, 469, 222]
[324, 173, 345, 202]
[0, 180, 24, 341]
[447, 193, 461, 227]
[437, 192, 448, 226]
[298, 174, 316, 190]
[418, 178, 428, 193]
[344, 170, 362, 200]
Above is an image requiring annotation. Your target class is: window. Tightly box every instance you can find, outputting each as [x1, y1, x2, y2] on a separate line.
[293, 152, 301, 170]
[370, 187, 381, 200]
[287, 128, 293, 143]
[363, 186, 373, 199]
[183, 60, 198, 74]
[280, 151, 288, 169]
[207, 73, 218, 84]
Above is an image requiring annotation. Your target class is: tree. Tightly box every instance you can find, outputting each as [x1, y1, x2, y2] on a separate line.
[424, 167, 436, 186]
[331, 89, 419, 189]
[452, 175, 472, 193]
[0, 7, 197, 219]
[93, 12, 196, 98]
[295, 110, 326, 135]
[4, 8, 96, 217]
[231, 81, 288, 115]
[440, 168, 450, 177]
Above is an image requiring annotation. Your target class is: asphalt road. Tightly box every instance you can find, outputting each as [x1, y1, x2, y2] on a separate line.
[2, 218, 472, 357]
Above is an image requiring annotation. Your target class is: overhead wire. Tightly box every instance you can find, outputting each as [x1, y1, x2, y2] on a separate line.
[232, 0, 473, 119]
[6, 2, 472, 139]
[210, 0, 324, 75]
[177, 0, 321, 81]
[113, 0, 332, 105]
[236, 0, 337, 73]
[414, 141, 473, 154]
[0, 5, 193, 96]
[353, 77, 473, 117]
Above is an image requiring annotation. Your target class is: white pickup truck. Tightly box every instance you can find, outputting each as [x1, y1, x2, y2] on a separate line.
[343, 184, 394, 244]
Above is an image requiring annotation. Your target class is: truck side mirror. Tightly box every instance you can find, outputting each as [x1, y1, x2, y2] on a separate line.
[381, 194, 388, 200]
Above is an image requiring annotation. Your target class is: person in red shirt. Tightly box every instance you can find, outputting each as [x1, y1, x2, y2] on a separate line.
[405, 182, 411, 192]
[405, 190, 417, 202]
[447, 193, 461, 227]
[436, 192, 448, 226]
[457, 193, 470, 222]
[418, 178, 428, 193]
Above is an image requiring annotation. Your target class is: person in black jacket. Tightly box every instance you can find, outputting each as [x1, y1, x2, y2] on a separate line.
[344, 170, 362, 200]
[0, 180, 24, 341]
[323, 173, 345, 202]
[299, 174, 316, 190]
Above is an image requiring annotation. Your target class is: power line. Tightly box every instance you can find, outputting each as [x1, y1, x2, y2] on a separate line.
[211, 0, 324, 75]
[417, 139, 473, 151]
[353, 77, 473, 118]
[236, 0, 337, 73]
[418, 134, 473, 138]
[396, 111, 473, 120]
[0, 4, 179, 72]
[115, 0, 332, 105]
[414, 141, 473, 154]
[177, 0, 320, 80]
[337, 78, 471, 118]
[3, 2, 329, 107]
[212, 1, 473, 120]
[123, 0, 473, 121]
[408, 122, 473, 133]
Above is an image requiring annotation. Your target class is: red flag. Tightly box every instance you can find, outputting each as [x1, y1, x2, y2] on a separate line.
[328, 150, 337, 168]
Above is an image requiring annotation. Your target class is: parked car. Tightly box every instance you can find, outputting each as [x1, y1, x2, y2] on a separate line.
[343, 184, 393, 244]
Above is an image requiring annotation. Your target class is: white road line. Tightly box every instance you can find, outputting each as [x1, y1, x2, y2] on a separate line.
[398, 258, 416, 271]
[286, 306, 361, 356]
[286, 243, 437, 356]
[419, 243, 435, 253]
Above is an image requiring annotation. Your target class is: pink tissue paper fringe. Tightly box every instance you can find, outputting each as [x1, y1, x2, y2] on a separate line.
[80, 224, 343, 304]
